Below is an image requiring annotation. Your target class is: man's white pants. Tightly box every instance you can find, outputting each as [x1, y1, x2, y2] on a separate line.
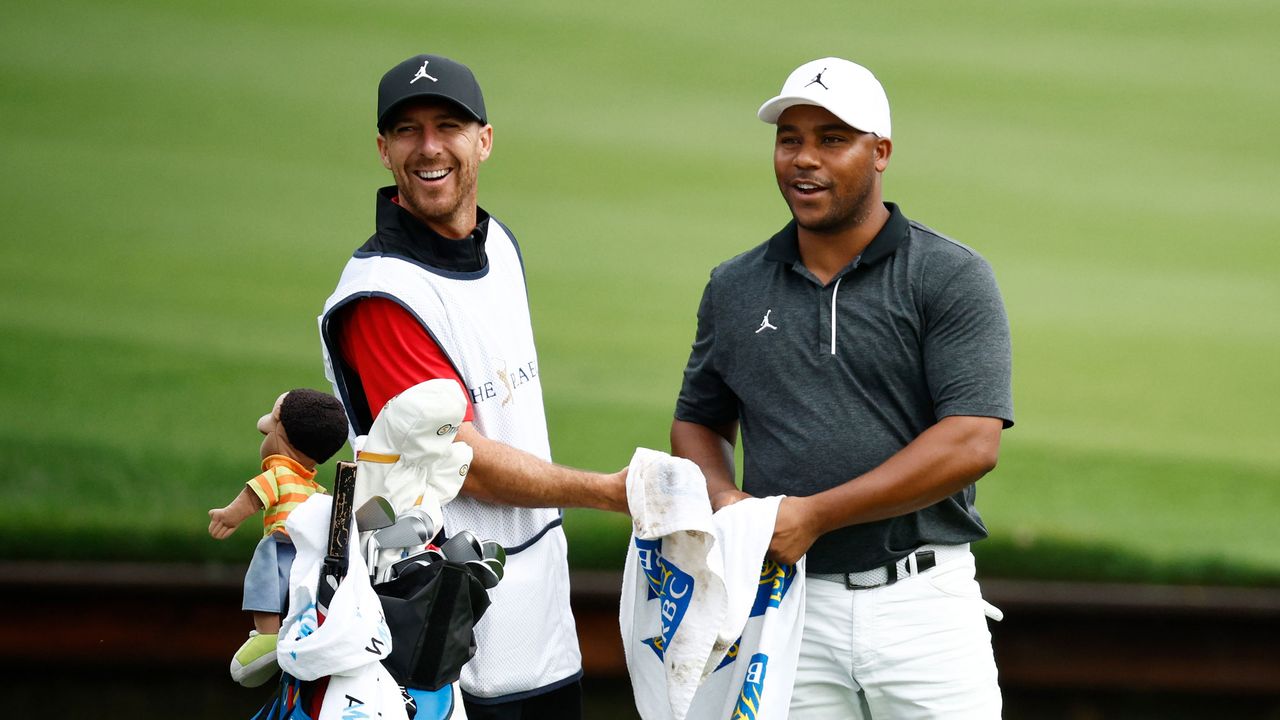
[789, 549, 1001, 719]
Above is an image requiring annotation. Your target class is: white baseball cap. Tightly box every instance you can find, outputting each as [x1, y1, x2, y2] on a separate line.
[757, 57, 891, 138]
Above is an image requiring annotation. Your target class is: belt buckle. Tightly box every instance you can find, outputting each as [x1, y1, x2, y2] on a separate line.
[844, 561, 897, 590]
[914, 549, 937, 574]
[844, 577, 884, 590]
[845, 549, 938, 590]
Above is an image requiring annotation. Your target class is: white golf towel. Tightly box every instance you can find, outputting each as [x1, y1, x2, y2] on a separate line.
[277, 494, 409, 720]
[620, 448, 805, 720]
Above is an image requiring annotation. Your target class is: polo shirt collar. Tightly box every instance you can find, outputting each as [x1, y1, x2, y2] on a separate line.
[764, 202, 908, 268]
[363, 185, 490, 272]
[261, 453, 315, 480]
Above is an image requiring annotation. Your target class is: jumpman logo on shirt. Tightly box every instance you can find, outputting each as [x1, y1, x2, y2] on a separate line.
[756, 309, 778, 334]
[410, 60, 438, 84]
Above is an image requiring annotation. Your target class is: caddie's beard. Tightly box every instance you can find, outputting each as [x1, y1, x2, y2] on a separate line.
[401, 189, 465, 230]
[398, 177, 476, 233]
[790, 165, 877, 236]
[391, 154, 482, 236]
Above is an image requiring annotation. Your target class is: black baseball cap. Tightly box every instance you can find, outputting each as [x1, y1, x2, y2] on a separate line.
[377, 54, 487, 131]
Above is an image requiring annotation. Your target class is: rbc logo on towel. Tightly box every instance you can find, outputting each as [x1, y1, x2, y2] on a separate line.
[731, 653, 769, 719]
[713, 561, 797, 672]
[750, 560, 798, 616]
[635, 538, 695, 660]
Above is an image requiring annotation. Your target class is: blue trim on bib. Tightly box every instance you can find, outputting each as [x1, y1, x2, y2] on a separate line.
[504, 514, 565, 555]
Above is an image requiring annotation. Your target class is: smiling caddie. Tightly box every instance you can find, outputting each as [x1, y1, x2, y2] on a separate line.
[375, 63, 492, 239]
[319, 54, 629, 718]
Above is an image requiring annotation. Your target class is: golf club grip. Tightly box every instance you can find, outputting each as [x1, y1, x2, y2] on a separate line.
[317, 460, 357, 617]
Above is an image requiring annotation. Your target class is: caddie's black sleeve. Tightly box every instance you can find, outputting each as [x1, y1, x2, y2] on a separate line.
[674, 273, 740, 427]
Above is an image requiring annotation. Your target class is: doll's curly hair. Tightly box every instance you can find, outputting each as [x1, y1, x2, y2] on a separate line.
[279, 389, 349, 464]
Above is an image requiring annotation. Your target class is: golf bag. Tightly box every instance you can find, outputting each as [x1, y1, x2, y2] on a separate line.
[375, 556, 492, 691]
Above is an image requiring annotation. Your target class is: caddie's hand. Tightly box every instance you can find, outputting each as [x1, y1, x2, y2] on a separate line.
[207, 508, 238, 540]
[766, 496, 821, 566]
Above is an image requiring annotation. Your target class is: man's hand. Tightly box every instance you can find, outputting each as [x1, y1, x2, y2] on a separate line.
[767, 495, 824, 565]
[602, 466, 630, 514]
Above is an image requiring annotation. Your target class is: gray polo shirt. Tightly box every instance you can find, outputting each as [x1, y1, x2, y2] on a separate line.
[675, 203, 1013, 573]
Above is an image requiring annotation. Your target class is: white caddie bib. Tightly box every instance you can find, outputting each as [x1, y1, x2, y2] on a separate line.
[318, 218, 581, 700]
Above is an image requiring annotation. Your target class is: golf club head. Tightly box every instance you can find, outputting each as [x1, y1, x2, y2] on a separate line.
[355, 496, 396, 532]
[373, 509, 434, 549]
[465, 559, 501, 589]
[388, 552, 431, 579]
[364, 534, 379, 580]
[441, 530, 482, 563]
[481, 539, 506, 566]
[374, 561, 399, 586]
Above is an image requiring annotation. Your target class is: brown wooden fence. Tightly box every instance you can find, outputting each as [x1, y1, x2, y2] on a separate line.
[4, 562, 1278, 695]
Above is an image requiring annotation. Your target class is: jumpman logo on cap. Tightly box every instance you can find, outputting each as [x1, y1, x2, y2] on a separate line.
[805, 69, 829, 90]
[410, 60, 438, 84]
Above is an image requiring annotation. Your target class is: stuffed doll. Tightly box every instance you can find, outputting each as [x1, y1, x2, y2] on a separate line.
[208, 388, 348, 687]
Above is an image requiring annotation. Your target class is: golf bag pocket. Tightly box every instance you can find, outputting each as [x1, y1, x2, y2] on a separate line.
[375, 559, 491, 691]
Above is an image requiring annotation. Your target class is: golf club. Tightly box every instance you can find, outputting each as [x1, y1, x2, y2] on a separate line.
[355, 496, 397, 581]
[481, 539, 506, 566]
[466, 559, 501, 589]
[441, 529, 482, 563]
[355, 495, 396, 532]
[374, 508, 435, 549]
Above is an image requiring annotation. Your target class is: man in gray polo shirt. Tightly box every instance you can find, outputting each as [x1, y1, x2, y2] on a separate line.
[672, 57, 1012, 718]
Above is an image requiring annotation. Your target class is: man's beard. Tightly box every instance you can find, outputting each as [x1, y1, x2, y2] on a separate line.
[793, 166, 876, 235]
[403, 191, 463, 227]
[398, 167, 475, 232]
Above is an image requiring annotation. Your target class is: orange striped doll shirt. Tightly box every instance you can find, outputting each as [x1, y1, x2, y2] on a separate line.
[247, 454, 328, 537]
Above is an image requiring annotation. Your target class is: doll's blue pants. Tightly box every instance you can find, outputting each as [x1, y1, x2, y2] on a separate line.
[242, 532, 297, 614]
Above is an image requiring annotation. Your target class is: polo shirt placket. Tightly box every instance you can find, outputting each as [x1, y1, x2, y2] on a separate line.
[804, 260, 859, 358]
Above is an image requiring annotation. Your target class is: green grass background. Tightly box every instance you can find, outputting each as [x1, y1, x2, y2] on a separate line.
[2, 0, 1277, 585]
